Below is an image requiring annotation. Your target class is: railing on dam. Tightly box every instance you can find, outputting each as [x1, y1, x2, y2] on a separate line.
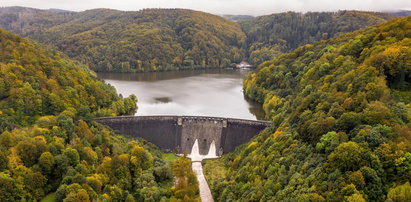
[95, 116, 271, 155]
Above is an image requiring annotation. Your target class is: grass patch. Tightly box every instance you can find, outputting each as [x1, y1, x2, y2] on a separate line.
[41, 192, 56, 202]
[203, 158, 227, 193]
[162, 152, 178, 162]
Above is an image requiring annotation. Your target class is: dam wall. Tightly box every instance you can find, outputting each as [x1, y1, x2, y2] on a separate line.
[95, 116, 271, 155]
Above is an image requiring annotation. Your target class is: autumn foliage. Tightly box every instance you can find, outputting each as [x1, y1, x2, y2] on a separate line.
[210, 16, 411, 201]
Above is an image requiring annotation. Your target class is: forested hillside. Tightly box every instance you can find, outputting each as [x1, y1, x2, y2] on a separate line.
[0, 7, 246, 72]
[0, 28, 200, 201]
[0, 27, 137, 131]
[0, 7, 397, 72]
[242, 11, 396, 65]
[206, 16, 411, 201]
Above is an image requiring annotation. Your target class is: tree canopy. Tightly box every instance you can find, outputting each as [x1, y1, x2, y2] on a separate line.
[0, 8, 397, 71]
[206, 16, 411, 201]
[0, 28, 199, 201]
[0, 27, 137, 131]
[241, 10, 396, 65]
[0, 7, 247, 72]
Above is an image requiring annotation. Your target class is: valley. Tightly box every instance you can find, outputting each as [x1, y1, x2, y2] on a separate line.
[0, 4, 410, 202]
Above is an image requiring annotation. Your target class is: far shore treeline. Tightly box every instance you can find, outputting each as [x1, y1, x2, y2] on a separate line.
[0, 7, 397, 72]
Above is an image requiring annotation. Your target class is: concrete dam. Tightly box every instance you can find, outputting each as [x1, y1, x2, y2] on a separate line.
[95, 116, 271, 155]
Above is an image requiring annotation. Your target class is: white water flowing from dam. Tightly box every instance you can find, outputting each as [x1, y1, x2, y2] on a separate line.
[187, 139, 217, 202]
[188, 139, 201, 161]
[206, 140, 217, 158]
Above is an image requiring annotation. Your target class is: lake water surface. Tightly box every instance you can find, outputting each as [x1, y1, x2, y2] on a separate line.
[98, 69, 265, 120]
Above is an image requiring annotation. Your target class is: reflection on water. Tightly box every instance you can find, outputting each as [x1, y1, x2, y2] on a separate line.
[245, 96, 266, 120]
[98, 69, 265, 120]
[154, 97, 172, 103]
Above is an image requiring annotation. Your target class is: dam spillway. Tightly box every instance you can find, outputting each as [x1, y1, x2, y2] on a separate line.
[95, 116, 271, 155]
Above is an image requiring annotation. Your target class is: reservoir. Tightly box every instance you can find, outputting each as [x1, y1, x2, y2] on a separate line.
[98, 69, 264, 120]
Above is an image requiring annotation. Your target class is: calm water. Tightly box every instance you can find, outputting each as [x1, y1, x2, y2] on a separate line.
[97, 69, 265, 120]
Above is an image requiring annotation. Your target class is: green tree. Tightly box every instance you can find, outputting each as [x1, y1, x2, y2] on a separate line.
[328, 142, 366, 171]
[131, 146, 153, 170]
[0, 152, 8, 171]
[39, 152, 55, 174]
[316, 131, 340, 153]
[16, 140, 39, 167]
[360, 166, 384, 201]
[63, 148, 80, 166]
[24, 171, 47, 200]
[0, 172, 21, 201]
[387, 181, 411, 202]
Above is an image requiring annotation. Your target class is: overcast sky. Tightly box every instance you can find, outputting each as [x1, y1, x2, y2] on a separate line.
[2, 0, 411, 16]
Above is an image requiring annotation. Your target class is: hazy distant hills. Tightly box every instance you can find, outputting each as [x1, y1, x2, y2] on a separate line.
[46, 8, 74, 13]
[0, 7, 399, 72]
[220, 14, 255, 22]
[385, 9, 411, 17]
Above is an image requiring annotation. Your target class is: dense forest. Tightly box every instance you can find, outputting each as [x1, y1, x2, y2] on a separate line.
[241, 11, 396, 65]
[0, 7, 400, 72]
[0, 27, 137, 131]
[0, 7, 247, 72]
[204, 16, 411, 201]
[0, 28, 199, 201]
[1, 5, 411, 201]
